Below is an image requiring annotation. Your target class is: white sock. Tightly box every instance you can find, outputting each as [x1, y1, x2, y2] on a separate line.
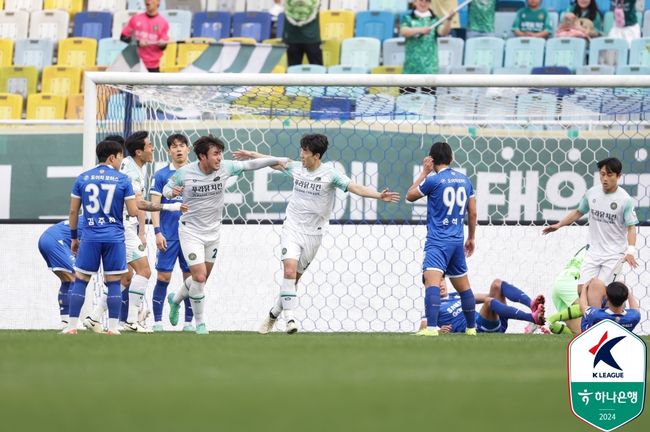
[68, 316, 79, 328]
[61, 314, 69, 324]
[90, 290, 108, 321]
[280, 278, 297, 321]
[270, 296, 283, 318]
[126, 274, 148, 323]
[173, 276, 192, 304]
[188, 279, 206, 325]
[108, 318, 119, 332]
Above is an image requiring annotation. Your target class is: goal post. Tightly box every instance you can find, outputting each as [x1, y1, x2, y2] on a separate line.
[82, 72, 649, 333]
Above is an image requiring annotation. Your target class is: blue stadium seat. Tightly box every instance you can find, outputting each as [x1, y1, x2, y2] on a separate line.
[310, 96, 353, 120]
[232, 11, 272, 42]
[354, 11, 394, 42]
[192, 11, 231, 39]
[504, 37, 544, 68]
[97, 38, 127, 66]
[13, 38, 54, 71]
[276, 12, 284, 38]
[601, 94, 643, 122]
[73, 11, 112, 40]
[576, 64, 615, 74]
[516, 93, 557, 125]
[629, 38, 650, 66]
[588, 37, 629, 67]
[327, 65, 367, 98]
[107, 93, 147, 121]
[285, 64, 326, 97]
[493, 66, 531, 74]
[368, 0, 408, 13]
[494, 11, 517, 39]
[531, 65, 573, 97]
[544, 37, 586, 71]
[162, 9, 193, 40]
[394, 93, 435, 120]
[382, 37, 404, 66]
[340, 37, 381, 69]
[616, 65, 650, 74]
[475, 94, 517, 123]
[560, 93, 603, 123]
[438, 37, 464, 73]
[464, 37, 505, 72]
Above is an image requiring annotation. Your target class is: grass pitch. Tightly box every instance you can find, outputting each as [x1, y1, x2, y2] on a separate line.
[0, 332, 647, 432]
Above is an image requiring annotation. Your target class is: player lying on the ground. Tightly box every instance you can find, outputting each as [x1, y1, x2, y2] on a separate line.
[579, 278, 641, 332]
[417, 278, 546, 334]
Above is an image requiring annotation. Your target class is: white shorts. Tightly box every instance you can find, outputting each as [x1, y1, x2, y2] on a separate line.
[608, 24, 640, 44]
[578, 254, 622, 285]
[179, 224, 220, 266]
[125, 223, 147, 263]
[281, 227, 323, 274]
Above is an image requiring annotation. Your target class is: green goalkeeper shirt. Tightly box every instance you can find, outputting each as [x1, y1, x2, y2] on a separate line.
[468, 0, 496, 33]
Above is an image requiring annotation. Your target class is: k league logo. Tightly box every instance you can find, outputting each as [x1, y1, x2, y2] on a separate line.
[568, 320, 647, 431]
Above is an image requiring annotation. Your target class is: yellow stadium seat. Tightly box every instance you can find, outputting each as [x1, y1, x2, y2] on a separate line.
[369, 66, 402, 96]
[321, 39, 342, 67]
[0, 0, 4, 9]
[43, 0, 83, 17]
[42, 66, 82, 96]
[65, 93, 83, 119]
[320, 10, 355, 40]
[26, 93, 66, 119]
[58, 38, 97, 68]
[177, 38, 215, 68]
[0, 66, 38, 97]
[159, 42, 178, 69]
[262, 38, 282, 45]
[0, 39, 14, 68]
[371, 65, 403, 74]
[232, 94, 311, 120]
[219, 37, 257, 44]
[0, 93, 23, 119]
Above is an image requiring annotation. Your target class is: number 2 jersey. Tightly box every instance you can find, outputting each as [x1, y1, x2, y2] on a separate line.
[71, 164, 135, 242]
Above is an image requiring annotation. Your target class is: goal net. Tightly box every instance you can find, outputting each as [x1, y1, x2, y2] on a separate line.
[84, 72, 649, 334]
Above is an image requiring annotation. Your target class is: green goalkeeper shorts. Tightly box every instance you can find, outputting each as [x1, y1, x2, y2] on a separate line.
[551, 273, 579, 312]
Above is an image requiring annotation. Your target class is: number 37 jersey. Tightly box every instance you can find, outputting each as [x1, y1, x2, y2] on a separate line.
[71, 164, 135, 242]
[418, 167, 475, 242]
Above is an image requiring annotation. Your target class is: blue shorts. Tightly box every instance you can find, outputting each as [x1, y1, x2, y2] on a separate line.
[38, 233, 74, 273]
[75, 241, 127, 275]
[476, 312, 508, 333]
[422, 240, 468, 277]
[156, 239, 189, 273]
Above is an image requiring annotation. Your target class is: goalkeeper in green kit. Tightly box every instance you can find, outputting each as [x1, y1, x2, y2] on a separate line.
[547, 246, 588, 334]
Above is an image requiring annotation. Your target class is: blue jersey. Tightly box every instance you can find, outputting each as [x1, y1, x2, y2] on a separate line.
[71, 164, 135, 242]
[418, 168, 475, 243]
[43, 216, 86, 245]
[437, 293, 468, 332]
[582, 307, 641, 332]
[150, 164, 184, 241]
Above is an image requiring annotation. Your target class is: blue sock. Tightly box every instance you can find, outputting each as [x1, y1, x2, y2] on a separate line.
[119, 288, 129, 322]
[58, 281, 71, 318]
[106, 281, 122, 319]
[424, 286, 441, 327]
[152, 280, 169, 322]
[500, 281, 532, 307]
[184, 297, 194, 323]
[489, 299, 534, 323]
[459, 289, 477, 328]
[69, 279, 89, 318]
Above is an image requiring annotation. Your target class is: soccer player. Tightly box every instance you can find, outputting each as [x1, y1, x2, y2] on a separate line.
[163, 135, 289, 335]
[38, 217, 83, 328]
[233, 133, 401, 335]
[62, 140, 137, 335]
[406, 141, 478, 337]
[546, 246, 588, 335]
[579, 279, 640, 332]
[149, 133, 194, 332]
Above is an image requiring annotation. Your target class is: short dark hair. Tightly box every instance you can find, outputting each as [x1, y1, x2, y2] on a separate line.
[167, 133, 188, 148]
[105, 134, 125, 154]
[606, 281, 629, 307]
[193, 135, 225, 159]
[125, 131, 149, 156]
[429, 141, 453, 165]
[96, 140, 123, 162]
[300, 134, 328, 159]
[597, 157, 623, 175]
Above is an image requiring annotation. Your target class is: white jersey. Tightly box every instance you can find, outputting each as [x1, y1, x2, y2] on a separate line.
[164, 160, 244, 234]
[283, 161, 351, 235]
[120, 156, 146, 225]
[577, 185, 638, 260]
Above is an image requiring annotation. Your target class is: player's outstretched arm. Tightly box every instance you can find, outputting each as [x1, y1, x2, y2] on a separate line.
[232, 150, 289, 171]
[137, 200, 188, 213]
[347, 183, 400, 202]
[406, 156, 434, 202]
[625, 225, 638, 268]
[240, 156, 290, 172]
[542, 209, 583, 235]
[68, 196, 81, 255]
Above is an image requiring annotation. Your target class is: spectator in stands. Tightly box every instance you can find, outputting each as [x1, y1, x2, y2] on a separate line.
[283, 0, 323, 66]
[120, 0, 169, 72]
[512, 0, 552, 39]
[561, 0, 602, 38]
[466, 0, 497, 38]
[609, 0, 640, 42]
[400, 0, 454, 93]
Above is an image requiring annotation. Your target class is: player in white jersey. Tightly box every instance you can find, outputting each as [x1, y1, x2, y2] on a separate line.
[234, 133, 401, 334]
[543, 157, 639, 308]
[163, 135, 289, 335]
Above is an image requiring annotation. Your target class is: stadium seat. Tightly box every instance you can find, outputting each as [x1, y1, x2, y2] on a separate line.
[0, 93, 23, 119]
[464, 37, 505, 72]
[494, 11, 516, 39]
[504, 37, 544, 69]
[544, 37, 586, 71]
[162, 9, 193, 40]
[495, 0, 525, 11]
[616, 65, 650, 74]
[340, 37, 381, 69]
[588, 37, 629, 67]
[601, 93, 643, 122]
[0, 11, 29, 39]
[603, 11, 643, 34]
[644, 11, 650, 38]
[13, 38, 54, 70]
[65, 92, 83, 118]
[371, 65, 401, 74]
[43, 0, 83, 17]
[177, 37, 214, 67]
[106, 92, 147, 120]
[548, 11, 559, 33]
[112, 10, 138, 39]
[320, 10, 355, 40]
[0, 66, 37, 97]
[159, 41, 178, 68]
[368, 0, 408, 13]
[516, 93, 557, 125]
[475, 94, 517, 123]
[73, 11, 113, 40]
[42, 65, 82, 96]
[192, 11, 231, 39]
[327, 65, 367, 98]
[206, 0, 245, 13]
[382, 37, 405, 66]
[576, 64, 615, 74]
[435, 93, 477, 121]
[531, 65, 572, 97]
[127, 0, 167, 10]
[29, 10, 69, 41]
[560, 93, 602, 123]
[629, 38, 650, 66]
[87, 0, 126, 12]
[0, 39, 14, 68]
[276, 12, 284, 38]
[97, 38, 128, 66]
[285, 64, 326, 97]
[354, 93, 394, 119]
[246, 0, 275, 12]
[4, 0, 43, 12]
[438, 37, 464, 73]
[369, 65, 401, 96]
[321, 38, 342, 67]
[160, 65, 184, 72]
[166, 0, 202, 12]
[354, 11, 394, 42]
[26, 93, 66, 119]
[310, 96, 353, 120]
[57, 37, 97, 68]
[219, 36, 256, 43]
[329, 0, 368, 11]
[493, 66, 531, 74]
[394, 93, 435, 120]
[232, 11, 272, 41]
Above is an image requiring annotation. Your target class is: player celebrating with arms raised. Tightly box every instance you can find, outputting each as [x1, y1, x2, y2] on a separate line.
[406, 141, 478, 337]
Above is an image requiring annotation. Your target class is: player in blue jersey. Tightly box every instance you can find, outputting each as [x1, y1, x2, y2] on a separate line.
[579, 279, 640, 332]
[149, 133, 194, 332]
[38, 217, 84, 328]
[62, 139, 138, 335]
[407, 141, 478, 336]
